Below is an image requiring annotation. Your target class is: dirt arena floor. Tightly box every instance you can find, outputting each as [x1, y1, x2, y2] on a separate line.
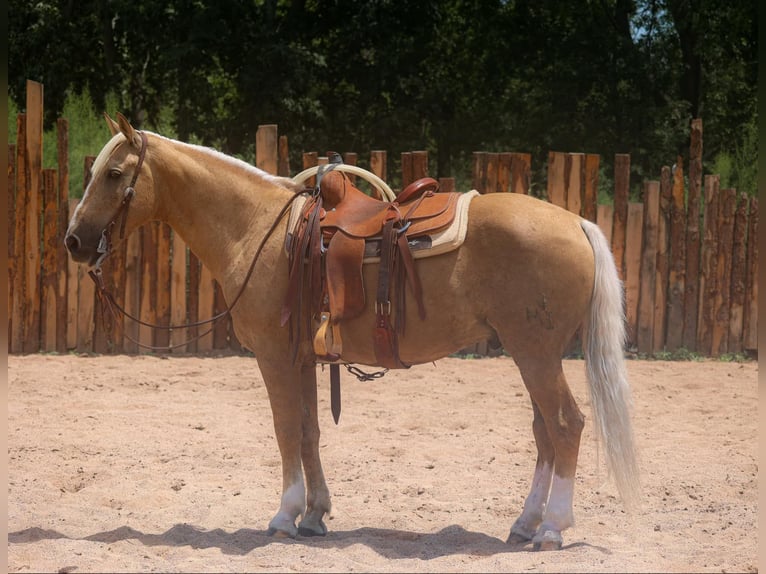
[8, 353, 758, 573]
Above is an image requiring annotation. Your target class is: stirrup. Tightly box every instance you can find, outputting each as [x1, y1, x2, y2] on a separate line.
[313, 312, 343, 358]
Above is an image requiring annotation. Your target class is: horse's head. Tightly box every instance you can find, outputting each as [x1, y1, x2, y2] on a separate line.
[65, 113, 156, 266]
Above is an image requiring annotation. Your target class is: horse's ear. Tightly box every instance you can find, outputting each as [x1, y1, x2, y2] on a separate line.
[116, 112, 142, 149]
[104, 112, 120, 136]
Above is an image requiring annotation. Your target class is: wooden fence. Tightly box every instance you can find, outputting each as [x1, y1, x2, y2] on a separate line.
[8, 81, 758, 357]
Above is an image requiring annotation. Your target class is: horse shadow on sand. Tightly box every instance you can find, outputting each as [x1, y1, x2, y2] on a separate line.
[9, 523, 611, 559]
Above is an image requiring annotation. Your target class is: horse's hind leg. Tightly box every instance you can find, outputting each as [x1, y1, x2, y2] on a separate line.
[297, 363, 331, 536]
[511, 357, 585, 550]
[508, 401, 554, 543]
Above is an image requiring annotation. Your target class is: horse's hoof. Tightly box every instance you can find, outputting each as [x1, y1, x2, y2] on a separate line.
[267, 518, 298, 539]
[507, 532, 532, 545]
[266, 526, 296, 539]
[507, 522, 536, 545]
[532, 529, 563, 551]
[297, 523, 327, 537]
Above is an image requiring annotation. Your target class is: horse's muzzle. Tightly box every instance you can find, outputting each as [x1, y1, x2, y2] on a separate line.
[64, 231, 97, 265]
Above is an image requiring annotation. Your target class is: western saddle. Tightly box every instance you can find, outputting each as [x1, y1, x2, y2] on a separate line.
[281, 162, 462, 422]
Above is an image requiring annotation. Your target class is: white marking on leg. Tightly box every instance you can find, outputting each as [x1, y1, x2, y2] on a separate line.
[541, 474, 574, 532]
[280, 480, 306, 519]
[269, 476, 306, 534]
[511, 461, 553, 538]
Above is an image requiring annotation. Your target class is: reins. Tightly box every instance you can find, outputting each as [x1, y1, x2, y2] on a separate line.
[88, 131, 304, 351]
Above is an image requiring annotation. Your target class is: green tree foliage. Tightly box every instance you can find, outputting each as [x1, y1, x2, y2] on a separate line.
[8, 0, 757, 195]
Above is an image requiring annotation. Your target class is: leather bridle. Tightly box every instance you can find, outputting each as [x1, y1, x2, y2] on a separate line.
[93, 130, 147, 270]
[88, 130, 304, 351]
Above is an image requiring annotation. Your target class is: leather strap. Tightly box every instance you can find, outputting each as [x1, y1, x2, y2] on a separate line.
[330, 364, 341, 424]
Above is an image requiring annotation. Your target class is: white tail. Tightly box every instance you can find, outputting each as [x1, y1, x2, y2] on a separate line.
[580, 219, 641, 509]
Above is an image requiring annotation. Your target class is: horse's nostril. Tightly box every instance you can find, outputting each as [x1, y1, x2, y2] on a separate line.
[64, 233, 81, 253]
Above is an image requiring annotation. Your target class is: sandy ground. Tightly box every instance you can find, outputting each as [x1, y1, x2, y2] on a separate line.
[7, 353, 758, 573]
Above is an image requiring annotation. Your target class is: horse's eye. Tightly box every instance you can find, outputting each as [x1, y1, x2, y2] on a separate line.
[109, 168, 122, 178]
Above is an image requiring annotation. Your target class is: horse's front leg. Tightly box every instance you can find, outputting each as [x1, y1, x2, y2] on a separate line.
[297, 363, 331, 536]
[259, 360, 306, 538]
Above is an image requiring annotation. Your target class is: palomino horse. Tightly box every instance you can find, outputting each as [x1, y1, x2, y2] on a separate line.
[66, 113, 640, 550]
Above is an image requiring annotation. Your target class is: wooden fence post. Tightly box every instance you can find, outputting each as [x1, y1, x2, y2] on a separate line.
[682, 118, 703, 350]
[154, 223, 172, 350]
[711, 188, 737, 355]
[637, 182, 659, 354]
[611, 153, 630, 281]
[510, 152, 531, 194]
[472, 152, 487, 193]
[370, 150, 387, 182]
[170, 231, 189, 353]
[401, 152, 414, 187]
[11, 116, 26, 354]
[624, 202, 644, 348]
[742, 197, 758, 352]
[665, 157, 686, 350]
[8, 143, 16, 351]
[122, 229, 142, 353]
[186, 252, 200, 353]
[653, 166, 672, 352]
[498, 152, 511, 193]
[597, 204, 614, 244]
[727, 191, 749, 353]
[697, 174, 720, 354]
[197, 262, 215, 352]
[139, 222, 159, 351]
[256, 124, 279, 174]
[56, 119, 70, 352]
[41, 169, 58, 352]
[583, 154, 599, 222]
[24, 81, 44, 353]
[546, 151, 567, 207]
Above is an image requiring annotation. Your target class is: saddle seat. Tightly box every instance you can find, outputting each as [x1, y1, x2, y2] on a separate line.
[281, 168, 462, 371]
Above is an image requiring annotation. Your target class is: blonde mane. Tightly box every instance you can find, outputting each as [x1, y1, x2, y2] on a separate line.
[91, 130, 299, 193]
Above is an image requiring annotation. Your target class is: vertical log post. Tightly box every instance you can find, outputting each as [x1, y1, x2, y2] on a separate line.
[256, 124, 279, 174]
[11, 115, 27, 354]
[8, 143, 16, 351]
[710, 188, 737, 355]
[727, 192, 749, 353]
[665, 157, 686, 350]
[24, 81, 44, 353]
[611, 153, 631, 281]
[510, 152, 532, 194]
[546, 151, 567, 207]
[566, 153, 583, 216]
[624, 202, 644, 348]
[56, 119, 70, 352]
[653, 166, 672, 352]
[682, 118, 703, 350]
[697, 175, 720, 354]
[742, 198, 758, 352]
[370, 150, 387, 183]
[41, 169, 59, 352]
[582, 154, 599, 222]
[637, 182, 659, 354]
[155, 223, 172, 350]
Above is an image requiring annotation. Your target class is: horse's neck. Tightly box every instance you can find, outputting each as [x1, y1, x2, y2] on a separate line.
[154, 138, 292, 282]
